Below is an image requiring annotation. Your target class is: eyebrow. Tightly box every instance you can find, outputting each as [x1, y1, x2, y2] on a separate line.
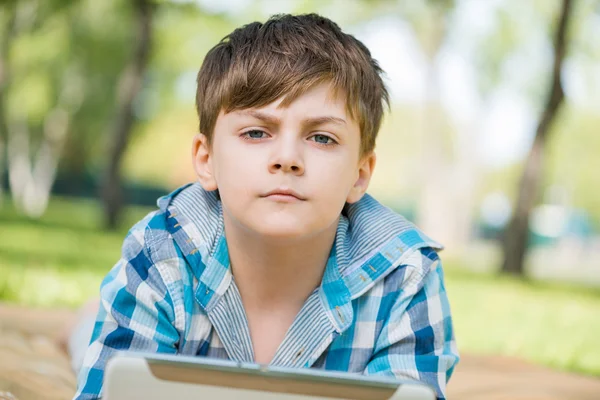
[238, 110, 347, 127]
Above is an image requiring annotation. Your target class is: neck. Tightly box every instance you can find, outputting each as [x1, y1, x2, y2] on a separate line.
[223, 215, 339, 312]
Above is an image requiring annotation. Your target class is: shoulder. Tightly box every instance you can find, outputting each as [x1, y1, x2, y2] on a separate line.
[379, 246, 442, 296]
[122, 183, 212, 263]
[120, 208, 172, 262]
[114, 190, 197, 293]
[341, 194, 443, 299]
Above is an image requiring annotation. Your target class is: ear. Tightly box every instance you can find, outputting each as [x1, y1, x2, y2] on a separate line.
[192, 133, 218, 191]
[346, 152, 376, 204]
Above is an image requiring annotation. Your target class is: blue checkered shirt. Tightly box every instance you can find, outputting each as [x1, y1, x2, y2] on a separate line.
[74, 183, 459, 399]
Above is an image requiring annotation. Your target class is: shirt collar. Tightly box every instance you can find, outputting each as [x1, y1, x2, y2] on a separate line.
[159, 183, 442, 328]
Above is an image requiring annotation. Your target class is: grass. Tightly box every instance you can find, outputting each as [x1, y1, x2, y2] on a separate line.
[0, 196, 153, 307]
[1, 196, 600, 377]
[443, 267, 600, 377]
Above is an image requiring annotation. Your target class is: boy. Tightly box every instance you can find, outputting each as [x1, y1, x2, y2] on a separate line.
[73, 13, 459, 400]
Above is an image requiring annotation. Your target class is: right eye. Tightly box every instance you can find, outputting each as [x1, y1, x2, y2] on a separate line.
[242, 130, 268, 140]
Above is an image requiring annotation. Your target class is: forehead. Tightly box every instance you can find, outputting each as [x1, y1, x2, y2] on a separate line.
[224, 83, 355, 122]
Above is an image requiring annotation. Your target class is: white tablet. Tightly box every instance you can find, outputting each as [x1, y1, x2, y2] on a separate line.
[103, 352, 436, 400]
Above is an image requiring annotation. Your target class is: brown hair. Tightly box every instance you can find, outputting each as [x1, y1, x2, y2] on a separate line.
[195, 13, 389, 156]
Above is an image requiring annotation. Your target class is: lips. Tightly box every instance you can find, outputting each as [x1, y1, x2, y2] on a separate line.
[261, 188, 306, 201]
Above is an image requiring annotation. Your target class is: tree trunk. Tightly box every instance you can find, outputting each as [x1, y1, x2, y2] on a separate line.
[101, 0, 153, 229]
[7, 108, 72, 218]
[501, 0, 573, 275]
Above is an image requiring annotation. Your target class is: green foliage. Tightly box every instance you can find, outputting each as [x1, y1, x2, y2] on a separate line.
[1, 0, 128, 172]
[1, 0, 599, 248]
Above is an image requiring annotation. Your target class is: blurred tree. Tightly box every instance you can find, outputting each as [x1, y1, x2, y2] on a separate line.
[0, 1, 17, 206]
[544, 0, 600, 227]
[399, 0, 476, 253]
[1, 0, 229, 223]
[100, 0, 154, 229]
[1, 0, 83, 217]
[58, 0, 133, 189]
[501, 0, 573, 275]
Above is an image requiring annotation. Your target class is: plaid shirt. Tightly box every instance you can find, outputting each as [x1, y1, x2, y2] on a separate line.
[74, 183, 458, 400]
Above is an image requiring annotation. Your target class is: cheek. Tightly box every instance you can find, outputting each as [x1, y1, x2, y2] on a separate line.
[312, 160, 357, 201]
[213, 145, 258, 184]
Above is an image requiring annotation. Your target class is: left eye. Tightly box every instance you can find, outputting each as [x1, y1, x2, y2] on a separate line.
[243, 130, 267, 139]
[311, 134, 334, 144]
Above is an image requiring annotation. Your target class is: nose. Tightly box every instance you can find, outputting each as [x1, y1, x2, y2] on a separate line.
[268, 135, 304, 175]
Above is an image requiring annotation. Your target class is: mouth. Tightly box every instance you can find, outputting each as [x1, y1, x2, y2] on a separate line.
[261, 188, 306, 201]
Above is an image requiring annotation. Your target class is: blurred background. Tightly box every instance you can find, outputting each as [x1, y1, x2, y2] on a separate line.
[1, 0, 599, 383]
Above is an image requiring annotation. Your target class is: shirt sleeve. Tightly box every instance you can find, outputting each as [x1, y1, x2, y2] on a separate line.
[364, 249, 459, 400]
[73, 221, 179, 400]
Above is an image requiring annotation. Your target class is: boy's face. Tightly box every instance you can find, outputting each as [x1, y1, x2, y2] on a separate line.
[193, 83, 375, 241]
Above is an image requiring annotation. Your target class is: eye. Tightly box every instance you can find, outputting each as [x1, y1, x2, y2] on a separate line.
[310, 134, 336, 145]
[242, 129, 268, 140]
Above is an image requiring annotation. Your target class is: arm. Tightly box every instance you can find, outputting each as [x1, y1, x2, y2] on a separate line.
[364, 249, 459, 400]
[73, 222, 180, 400]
